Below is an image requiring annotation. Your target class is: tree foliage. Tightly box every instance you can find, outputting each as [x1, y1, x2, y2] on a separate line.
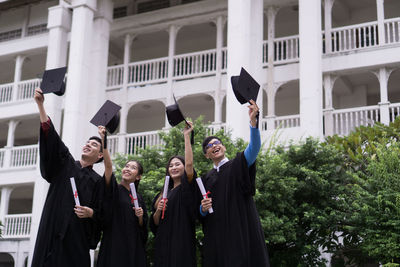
[110, 117, 400, 266]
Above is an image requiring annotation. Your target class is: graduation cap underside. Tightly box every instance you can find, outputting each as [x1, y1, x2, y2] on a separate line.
[166, 96, 194, 144]
[90, 100, 121, 134]
[40, 67, 67, 96]
[166, 96, 188, 127]
[231, 67, 260, 104]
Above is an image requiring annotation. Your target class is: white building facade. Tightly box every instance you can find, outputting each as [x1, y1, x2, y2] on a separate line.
[0, 0, 399, 265]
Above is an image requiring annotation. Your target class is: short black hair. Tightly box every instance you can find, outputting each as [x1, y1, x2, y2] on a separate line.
[202, 136, 223, 154]
[89, 136, 104, 163]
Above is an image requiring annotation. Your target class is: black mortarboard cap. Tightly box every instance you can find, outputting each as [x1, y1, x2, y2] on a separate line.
[40, 67, 67, 96]
[231, 67, 260, 104]
[90, 100, 121, 134]
[166, 95, 188, 127]
[166, 95, 194, 144]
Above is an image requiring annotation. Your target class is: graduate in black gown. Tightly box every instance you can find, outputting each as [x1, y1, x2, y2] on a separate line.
[97, 126, 148, 267]
[31, 88, 103, 267]
[198, 100, 270, 267]
[150, 121, 197, 267]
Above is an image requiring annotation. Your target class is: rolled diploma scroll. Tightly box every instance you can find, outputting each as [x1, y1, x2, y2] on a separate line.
[161, 175, 170, 219]
[70, 177, 80, 206]
[196, 177, 213, 213]
[129, 182, 140, 209]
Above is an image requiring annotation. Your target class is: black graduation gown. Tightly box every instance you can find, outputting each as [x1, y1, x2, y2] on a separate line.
[31, 121, 102, 267]
[97, 174, 148, 267]
[198, 152, 270, 267]
[150, 172, 197, 267]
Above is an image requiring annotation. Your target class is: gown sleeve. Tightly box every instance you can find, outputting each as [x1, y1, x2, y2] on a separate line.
[149, 192, 161, 235]
[39, 118, 71, 183]
[137, 193, 148, 245]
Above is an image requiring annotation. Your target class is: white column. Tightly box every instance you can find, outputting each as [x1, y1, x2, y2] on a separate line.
[165, 25, 179, 128]
[118, 34, 134, 153]
[374, 67, 392, 125]
[12, 55, 26, 101]
[324, 0, 334, 53]
[0, 187, 12, 223]
[299, 0, 323, 138]
[45, 4, 71, 132]
[226, 0, 263, 140]
[323, 74, 337, 136]
[376, 0, 385, 45]
[21, 5, 31, 37]
[62, 0, 97, 158]
[214, 16, 225, 125]
[266, 7, 278, 130]
[86, 0, 113, 137]
[28, 6, 71, 266]
[3, 120, 19, 168]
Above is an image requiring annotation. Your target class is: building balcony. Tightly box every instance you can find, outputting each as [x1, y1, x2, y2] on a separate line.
[0, 145, 38, 170]
[2, 214, 32, 239]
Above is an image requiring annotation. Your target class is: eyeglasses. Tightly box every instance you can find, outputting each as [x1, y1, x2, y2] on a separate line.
[206, 140, 222, 149]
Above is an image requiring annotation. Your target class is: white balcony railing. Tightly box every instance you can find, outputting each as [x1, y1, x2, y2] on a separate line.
[274, 35, 300, 64]
[17, 79, 41, 101]
[107, 65, 124, 88]
[330, 21, 379, 53]
[174, 49, 217, 79]
[332, 105, 380, 136]
[125, 131, 163, 155]
[0, 83, 13, 103]
[128, 57, 168, 85]
[2, 214, 32, 238]
[10, 145, 38, 168]
[389, 103, 400, 122]
[107, 135, 119, 156]
[385, 17, 400, 44]
[275, 114, 301, 129]
[0, 149, 5, 168]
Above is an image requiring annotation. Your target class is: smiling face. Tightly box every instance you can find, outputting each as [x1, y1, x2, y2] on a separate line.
[122, 161, 141, 183]
[168, 157, 185, 180]
[81, 139, 103, 164]
[204, 138, 226, 163]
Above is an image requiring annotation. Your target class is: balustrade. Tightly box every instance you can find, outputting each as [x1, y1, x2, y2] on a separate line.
[2, 214, 32, 238]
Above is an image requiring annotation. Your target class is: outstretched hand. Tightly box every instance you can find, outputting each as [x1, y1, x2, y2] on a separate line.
[34, 88, 44, 105]
[248, 100, 259, 127]
[183, 121, 194, 136]
[98, 126, 106, 141]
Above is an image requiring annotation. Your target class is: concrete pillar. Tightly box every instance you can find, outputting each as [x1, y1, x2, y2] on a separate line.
[45, 4, 71, 132]
[21, 5, 31, 37]
[376, 0, 385, 45]
[3, 120, 19, 168]
[374, 67, 393, 125]
[28, 5, 72, 266]
[0, 187, 12, 223]
[299, 0, 323, 138]
[265, 7, 278, 130]
[118, 34, 135, 153]
[62, 0, 97, 158]
[214, 15, 225, 125]
[323, 74, 337, 136]
[226, 0, 263, 140]
[165, 25, 179, 128]
[324, 0, 335, 53]
[12, 55, 26, 101]
[86, 0, 113, 138]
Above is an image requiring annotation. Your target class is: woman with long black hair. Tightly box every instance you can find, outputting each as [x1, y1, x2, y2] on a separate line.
[150, 121, 197, 267]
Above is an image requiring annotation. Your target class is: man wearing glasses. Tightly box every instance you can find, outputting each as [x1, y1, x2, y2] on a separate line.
[198, 99, 270, 267]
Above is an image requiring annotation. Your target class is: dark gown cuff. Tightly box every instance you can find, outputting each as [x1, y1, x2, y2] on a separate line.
[40, 117, 52, 137]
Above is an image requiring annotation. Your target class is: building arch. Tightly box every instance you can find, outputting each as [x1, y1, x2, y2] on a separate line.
[127, 100, 166, 133]
[275, 80, 299, 116]
[0, 252, 14, 267]
[8, 185, 33, 214]
[331, 72, 379, 109]
[177, 93, 215, 123]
